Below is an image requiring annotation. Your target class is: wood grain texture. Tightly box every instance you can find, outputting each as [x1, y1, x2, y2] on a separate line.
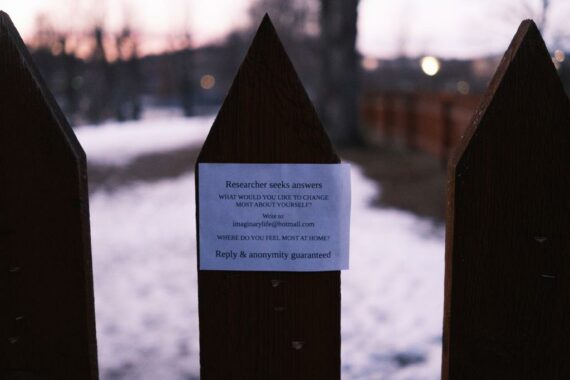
[196, 15, 340, 379]
[443, 20, 570, 379]
[0, 12, 98, 379]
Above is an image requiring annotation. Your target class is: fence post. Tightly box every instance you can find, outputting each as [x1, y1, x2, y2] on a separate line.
[443, 20, 570, 379]
[195, 16, 341, 379]
[0, 12, 98, 379]
[383, 92, 395, 142]
[404, 93, 417, 150]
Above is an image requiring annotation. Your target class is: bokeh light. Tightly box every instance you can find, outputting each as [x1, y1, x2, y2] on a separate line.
[200, 74, 215, 90]
[456, 80, 470, 95]
[420, 56, 440, 76]
[361, 57, 379, 71]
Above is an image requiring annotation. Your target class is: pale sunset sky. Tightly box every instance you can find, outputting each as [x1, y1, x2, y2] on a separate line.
[1, 0, 568, 58]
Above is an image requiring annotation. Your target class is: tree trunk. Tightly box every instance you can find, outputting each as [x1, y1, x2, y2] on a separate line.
[319, 0, 362, 146]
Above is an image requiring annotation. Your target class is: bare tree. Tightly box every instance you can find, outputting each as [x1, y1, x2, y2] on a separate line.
[249, 0, 320, 40]
[536, 0, 551, 32]
[176, 4, 195, 117]
[29, 14, 82, 122]
[178, 31, 194, 117]
[60, 34, 81, 120]
[498, 0, 552, 33]
[85, 24, 113, 123]
[483, 0, 570, 49]
[114, 21, 143, 121]
[247, 0, 322, 102]
[394, 1, 414, 59]
[319, 0, 362, 146]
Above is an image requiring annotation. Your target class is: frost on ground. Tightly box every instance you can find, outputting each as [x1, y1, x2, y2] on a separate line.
[91, 175, 200, 380]
[79, 116, 445, 380]
[342, 167, 444, 380]
[75, 115, 213, 165]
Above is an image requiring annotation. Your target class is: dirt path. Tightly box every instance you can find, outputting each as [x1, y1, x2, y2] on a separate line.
[340, 146, 446, 223]
[88, 144, 446, 223]
[88, 146, 201, 193]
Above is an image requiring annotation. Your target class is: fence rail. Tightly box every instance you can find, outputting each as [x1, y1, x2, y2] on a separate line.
[361, 91, 481, 163]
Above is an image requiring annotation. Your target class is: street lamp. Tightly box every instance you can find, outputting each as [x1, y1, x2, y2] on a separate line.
[421, 56, 440, 76]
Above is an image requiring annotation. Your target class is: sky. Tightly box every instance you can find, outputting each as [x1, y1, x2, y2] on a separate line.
[1, 0, 568, 59]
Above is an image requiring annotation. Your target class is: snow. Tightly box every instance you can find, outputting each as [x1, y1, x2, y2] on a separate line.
[90, 175, 200, 379]
[75, 115, 214, 165]
[77, 115, 445, 380]
[342, 169, 444, 380]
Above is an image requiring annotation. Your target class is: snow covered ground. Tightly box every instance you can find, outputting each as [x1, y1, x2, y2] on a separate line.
[75, 115, 213, 165]
[75, 116, 445, 380]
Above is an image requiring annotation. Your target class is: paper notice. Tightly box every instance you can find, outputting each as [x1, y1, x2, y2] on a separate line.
[198, 163, 350, 271]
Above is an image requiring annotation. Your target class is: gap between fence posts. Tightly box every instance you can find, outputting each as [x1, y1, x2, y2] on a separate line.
[195, 15, 341, 380]
[443, 19, 570, 379]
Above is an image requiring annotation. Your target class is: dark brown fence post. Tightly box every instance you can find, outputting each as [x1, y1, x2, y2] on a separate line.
[443, 20, 570, 379]
[195, 16, 341, 379]
[0, 12, 98, 379]
[383, 92, 395, 142]
[404, 92, 417, 150]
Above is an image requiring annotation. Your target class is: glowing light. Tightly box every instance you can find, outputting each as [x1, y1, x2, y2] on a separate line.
[420, 56, 440, 76]
[200, 74, 215, 90]
[361, 57, 379, 71]
[554, 50, 565, 63]
[457, 81, 470, 95]
[472, 58, 495, 78]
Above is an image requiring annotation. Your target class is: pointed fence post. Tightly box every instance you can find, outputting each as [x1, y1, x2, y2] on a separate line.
[443, 20, 570, 379]
[0, 13, 98, 379]
[195, 16, 341, 379]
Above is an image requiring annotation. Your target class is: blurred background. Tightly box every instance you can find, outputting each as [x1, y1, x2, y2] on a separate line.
[3, 0, 570, 379]
[6, 0, 570, 131]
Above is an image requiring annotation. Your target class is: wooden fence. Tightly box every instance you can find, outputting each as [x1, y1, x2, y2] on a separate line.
[195, 16, 341, 379]
[361, 91, 481, 164]
[2, 9, 570, 380]
[0, 12, 98, 379]
[443, 20, 570, 379]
